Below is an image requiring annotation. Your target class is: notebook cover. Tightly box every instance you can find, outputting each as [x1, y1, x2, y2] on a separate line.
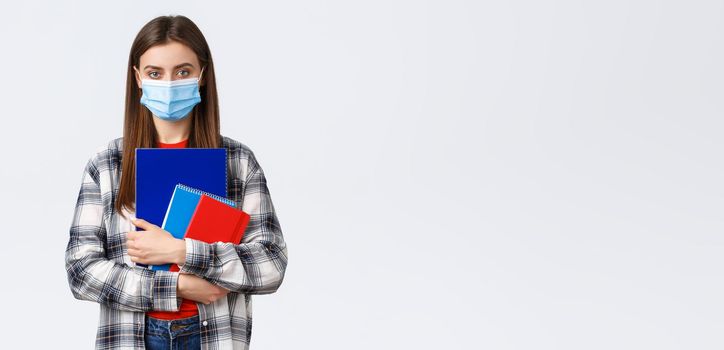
[155, 183, 237, 270]
[135, 148, 227, 268]
[167, 194, 250, 272]
[185, 194, 250, 244]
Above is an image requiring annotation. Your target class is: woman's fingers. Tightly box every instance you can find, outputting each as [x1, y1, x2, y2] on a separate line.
[131, 218, 157, 231]
[127, 247, 142, 257]
[177, 274, 230, 304]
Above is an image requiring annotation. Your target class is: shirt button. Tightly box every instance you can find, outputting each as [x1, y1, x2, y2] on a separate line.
[202, 320, 208, 326]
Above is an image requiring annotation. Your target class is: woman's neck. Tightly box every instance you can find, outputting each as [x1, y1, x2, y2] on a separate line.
[153, 116, 192, 143]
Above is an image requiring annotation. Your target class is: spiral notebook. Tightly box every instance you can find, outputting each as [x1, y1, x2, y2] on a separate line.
[184, 192, 250, 246]
[159, 183, 250, 272]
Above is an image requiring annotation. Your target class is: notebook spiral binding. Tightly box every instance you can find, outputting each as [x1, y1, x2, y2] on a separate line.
[176, 183, 236, 207]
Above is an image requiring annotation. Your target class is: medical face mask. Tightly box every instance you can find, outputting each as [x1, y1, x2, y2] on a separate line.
[135, 66, 205, 121]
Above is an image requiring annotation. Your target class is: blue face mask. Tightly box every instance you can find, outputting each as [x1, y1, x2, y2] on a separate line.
[134, 66, 205, 121]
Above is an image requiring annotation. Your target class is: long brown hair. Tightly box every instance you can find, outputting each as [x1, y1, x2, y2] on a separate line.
[115, 15, 222, 219]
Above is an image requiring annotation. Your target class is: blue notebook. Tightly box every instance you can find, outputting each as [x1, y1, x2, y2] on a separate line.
[135, 148, 228, 269]
[155, 183, 237, 270]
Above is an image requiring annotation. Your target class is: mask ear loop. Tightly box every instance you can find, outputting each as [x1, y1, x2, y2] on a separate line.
[198, 66, 206, 84]
[133, 66, 143, 88]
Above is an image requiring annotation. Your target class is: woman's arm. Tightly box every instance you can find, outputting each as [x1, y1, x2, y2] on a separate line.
[65, 156, 182, 312]
[176, 151, 288, 295]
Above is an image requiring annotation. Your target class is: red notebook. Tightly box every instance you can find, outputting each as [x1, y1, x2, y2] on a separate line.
[169, 194, 251, 272]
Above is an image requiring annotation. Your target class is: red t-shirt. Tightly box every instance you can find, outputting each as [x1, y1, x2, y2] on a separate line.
[146, 137, 198, 320]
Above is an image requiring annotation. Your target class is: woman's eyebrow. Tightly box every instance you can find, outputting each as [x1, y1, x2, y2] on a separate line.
[143, 62, 195, 70]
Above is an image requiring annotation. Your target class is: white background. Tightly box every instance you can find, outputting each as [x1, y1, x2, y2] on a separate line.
[0, 1, 722, 349]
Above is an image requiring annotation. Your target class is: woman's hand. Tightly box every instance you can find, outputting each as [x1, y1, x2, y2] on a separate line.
[126, 218, 186, 265]
[178, 273, 231, 305]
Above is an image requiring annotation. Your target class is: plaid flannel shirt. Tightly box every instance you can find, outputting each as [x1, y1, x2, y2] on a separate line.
[65, 135, 288, 350]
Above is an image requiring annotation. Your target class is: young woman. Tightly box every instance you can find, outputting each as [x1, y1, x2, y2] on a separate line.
[64, 15, 288, 350]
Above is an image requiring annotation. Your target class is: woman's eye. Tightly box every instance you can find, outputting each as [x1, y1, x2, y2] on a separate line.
[149, 71, 160, 78]
[177, 70, 189, 77]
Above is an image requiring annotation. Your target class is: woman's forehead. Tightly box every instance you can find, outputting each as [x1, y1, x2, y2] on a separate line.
[139, 41, 199, 69]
